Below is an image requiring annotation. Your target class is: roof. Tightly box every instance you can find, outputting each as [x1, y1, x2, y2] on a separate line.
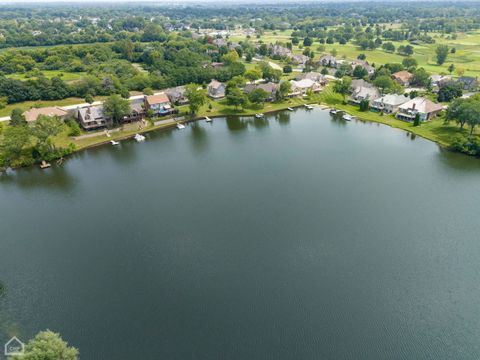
[165, 86, 186, 97]
[399, 97, 443, 113]
[351, 79, 373, 90]
[244, 82, 278, 94]
[23, 106, 67, 122]
[296, 72, 326, 82]
[208, 79, 224, 90]
[145, 93, 170, 105]
[290, 78, 318, 89]
[78, 105, 104, 121]
[373, 94, 409, 106]
[130, 98, 144, 113]
[353, 86, 380, 100]
[392, 70, 413, 83]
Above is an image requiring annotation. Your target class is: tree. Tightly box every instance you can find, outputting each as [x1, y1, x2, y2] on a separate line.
[456, 66, 465, 77]
[12, 330, 78, 360]
[382, 42, 395, 53]
[102, 94, 130, 125]
[435, 45, 449, 65]
[221, 50, 240, 65]
[276, 81, 292, 101]
[413, 113, 421, 127]
[10, 108, 27, 126]
[0, 124, 32, 168]
[402, 57, 418, 69]
[84, 94, 94, 104]
[143, 87, 153, 95]
[248, 88, 269, 105]
[0, 96, 7, 109]
[359, 99, 369, 111]
[333, 76, 352, 103]
[411, 68, 431, 87]
[446, 95, 480, 134]
[244, 68, 262, 83]
[226, 87, 247, 110]
[357, 53, 366, 60]
[373, 75, 400, 94]
[303, 37, 313, 46]
[283, 65, 292, 73]
[437, 83, 462, 102]
[32, 115, 63, 154]
[185, 84, 206, 114]
[352, 65, 368, 79]
[448, 63, 455, 74]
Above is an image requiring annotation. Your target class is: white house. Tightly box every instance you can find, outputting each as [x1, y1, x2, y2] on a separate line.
[370, 94, 410, 114]
[289, 79, 322, 96]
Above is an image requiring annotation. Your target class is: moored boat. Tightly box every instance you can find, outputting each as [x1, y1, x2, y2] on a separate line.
[134, 133, 146, 142]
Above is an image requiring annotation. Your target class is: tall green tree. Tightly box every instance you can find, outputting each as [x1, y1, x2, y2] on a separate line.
[226, 87, 247, 110]
[435, 45, 449, 65]
[102, 94, 130, 125]
[185, 84, 206, 114]
[333, 76, 352, 103]
[10, 108, 27, 126]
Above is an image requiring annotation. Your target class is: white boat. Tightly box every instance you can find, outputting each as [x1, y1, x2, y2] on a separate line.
[342, 114, 354, 121]
[329, 108, 339, 115]
[110, 140, 120, 146]
[255, 113, 264, 118]
[304, 104, 314, 110]
[287, 107, 294, 111]
[134, 133, 146, 142]
[176, 123, 186, 130]
[205, 116, 212, 122]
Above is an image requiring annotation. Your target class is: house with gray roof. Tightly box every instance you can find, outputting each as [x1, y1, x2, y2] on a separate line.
[244, 82, 279, 101]
[370, 94, 410, 114]
[77, 105, 109, 130]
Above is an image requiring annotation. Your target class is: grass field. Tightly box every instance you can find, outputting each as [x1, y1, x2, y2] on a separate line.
[5, 70, 86, 82]
[237, 29, 480, 77]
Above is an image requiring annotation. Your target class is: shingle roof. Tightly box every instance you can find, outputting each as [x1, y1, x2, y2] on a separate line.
[23, 106, 67, 122]
[145, 93, 170, 105]
[399, 97, 443, 113]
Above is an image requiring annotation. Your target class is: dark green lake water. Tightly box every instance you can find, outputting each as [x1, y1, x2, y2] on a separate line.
[1, 109, 480, 359]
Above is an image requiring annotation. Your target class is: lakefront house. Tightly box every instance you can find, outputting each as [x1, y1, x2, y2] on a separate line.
[77, 105, 109, 130]
[396, 97, 443, 122]
[207, 80, 226, 99]
[370, 94, 410, 114]
[349, 86, 380, 105]
[144, 93, 173, 116]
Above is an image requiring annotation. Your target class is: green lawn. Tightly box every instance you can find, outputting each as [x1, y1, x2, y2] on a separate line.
[254, 30, 480, 77]
[5, 70, 86, 82]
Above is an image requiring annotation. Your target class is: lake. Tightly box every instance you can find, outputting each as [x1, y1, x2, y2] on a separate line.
[1, 109, 480, 359]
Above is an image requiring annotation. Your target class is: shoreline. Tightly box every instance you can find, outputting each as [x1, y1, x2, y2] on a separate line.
[0, 99, 475, 173]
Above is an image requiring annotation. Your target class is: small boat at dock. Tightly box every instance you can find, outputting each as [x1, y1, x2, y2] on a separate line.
[255, 113, 264, 118]
[342, 114, 354, 121]
[134, 133, 146, 142]
[176, 123, 186, 130]
[205, 116, 212, 122]
[110, 140, 120, 146]
[330, 108, 341, 115]
[287, 107, 294, 111]
[304, 104, 314, 110]
[40, 160, 51, 169]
